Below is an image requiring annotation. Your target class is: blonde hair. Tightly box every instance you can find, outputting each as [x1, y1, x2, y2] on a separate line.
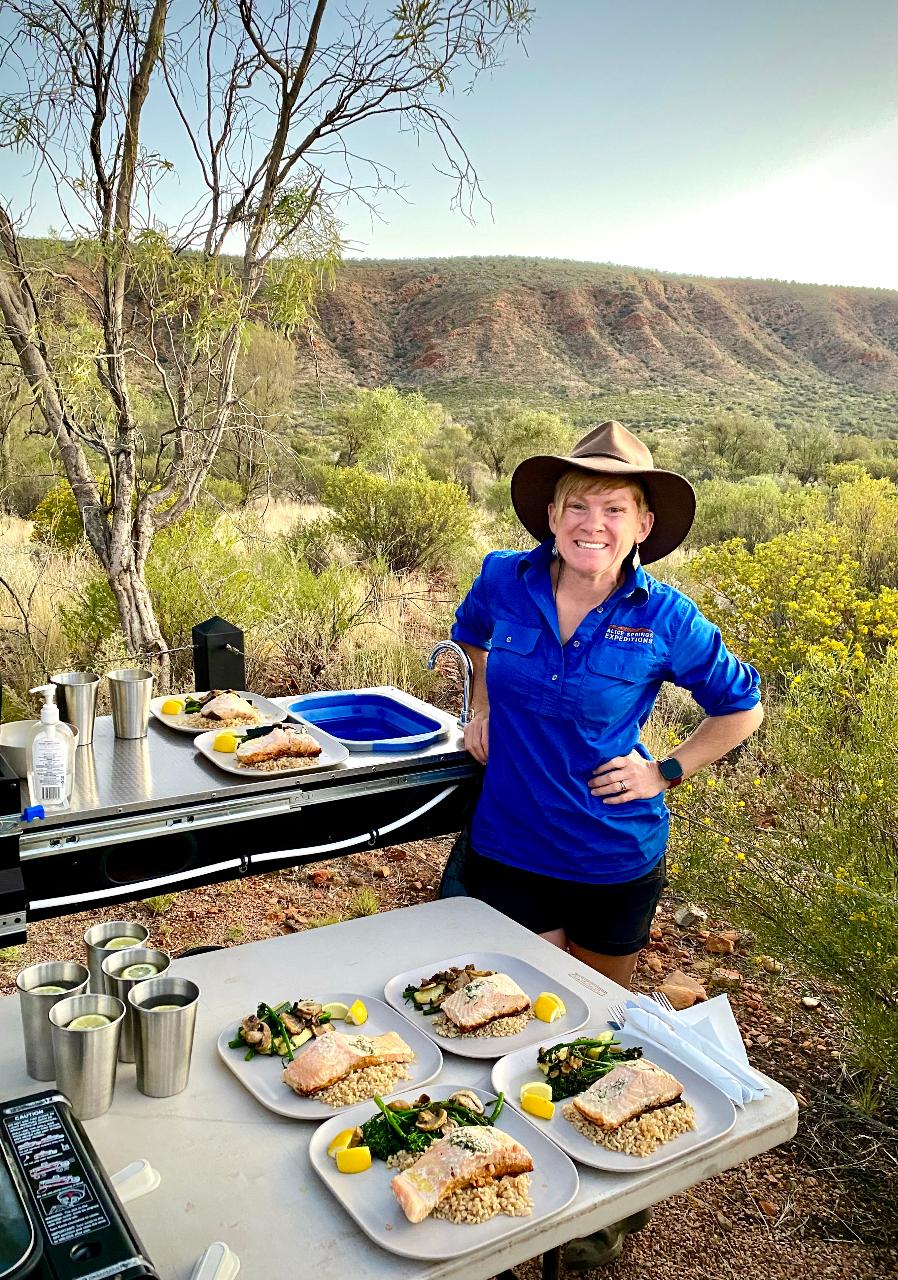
[552, 468, 649, 516]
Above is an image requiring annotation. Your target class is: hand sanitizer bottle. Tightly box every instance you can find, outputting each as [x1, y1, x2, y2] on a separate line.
[27, 684, 75, 812]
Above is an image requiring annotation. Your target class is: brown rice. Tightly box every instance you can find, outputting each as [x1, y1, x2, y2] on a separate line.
[234, 754, 321, 772]
[562, 1100, 696, 1156]
[315, 1062, 410, 1108]
[179, 711, 264, 730]
[386, 1152, 532, 1222]
[433, 1010, 534, 1038]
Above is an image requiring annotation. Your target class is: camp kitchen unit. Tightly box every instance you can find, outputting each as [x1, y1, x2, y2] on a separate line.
[0, 687, 479, 945]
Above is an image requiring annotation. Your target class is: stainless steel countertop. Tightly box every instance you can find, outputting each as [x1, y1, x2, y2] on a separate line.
[13, 687, 474, 851]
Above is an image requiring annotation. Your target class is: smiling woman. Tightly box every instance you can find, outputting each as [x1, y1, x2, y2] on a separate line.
[450, 421, 764, 990]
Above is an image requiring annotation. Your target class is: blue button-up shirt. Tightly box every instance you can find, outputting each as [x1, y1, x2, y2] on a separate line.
[451, 539, 760, 884]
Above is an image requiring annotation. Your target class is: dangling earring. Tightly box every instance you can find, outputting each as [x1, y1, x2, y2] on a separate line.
[551, 539, 559, 559]
[631, 543, 641, 569]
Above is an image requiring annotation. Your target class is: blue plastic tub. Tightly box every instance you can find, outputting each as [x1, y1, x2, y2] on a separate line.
[287, 691, 448, 752]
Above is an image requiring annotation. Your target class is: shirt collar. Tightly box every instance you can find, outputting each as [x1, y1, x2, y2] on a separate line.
[520, 538, 650, 607]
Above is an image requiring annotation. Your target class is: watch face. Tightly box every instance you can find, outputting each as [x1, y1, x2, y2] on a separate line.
[660, 757, 683, 781]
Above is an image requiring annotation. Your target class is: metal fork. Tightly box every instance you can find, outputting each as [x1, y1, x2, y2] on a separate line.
[650, 990, 677, 1014]
[607, 1003, 628, 1029]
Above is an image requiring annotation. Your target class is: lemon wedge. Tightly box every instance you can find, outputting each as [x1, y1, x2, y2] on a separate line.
[67, 1014, 112, 1030]
[533, 992, 566, 1023]
[161, 699, 184, 716]
[345, 999, 368, 1025]
[336, 1146, 371, 1174]
[520, 1093, 555, 1120]
[327, 1128, 360, 1159]
[321, 1001, 350, 1022]
[212, 731, 239, 753]
[519, 1080, 553, 1103]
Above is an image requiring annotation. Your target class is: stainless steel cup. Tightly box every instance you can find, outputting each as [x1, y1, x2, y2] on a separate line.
[101, 948, 172, 1062]
[48, 993, 126, 1119]
[16, 961, 90, 1080]
[106, 668, 154, 739]
[83, 920, 150, 994]
[50, 671, 100, 747]
[128, 976, 200, 1097]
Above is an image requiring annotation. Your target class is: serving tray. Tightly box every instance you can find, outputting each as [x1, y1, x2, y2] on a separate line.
[216, 993, 442, 1120]
[309, 1084, 579, 1260]
[491, 1028, 737, 1171]
[383, 951, 589, 1060]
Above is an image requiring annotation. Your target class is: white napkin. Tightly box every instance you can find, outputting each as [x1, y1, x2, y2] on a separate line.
[621, 993, 770, 1107]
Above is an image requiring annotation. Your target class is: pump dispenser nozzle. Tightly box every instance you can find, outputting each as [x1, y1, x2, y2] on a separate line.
[30, 684, 61, 725]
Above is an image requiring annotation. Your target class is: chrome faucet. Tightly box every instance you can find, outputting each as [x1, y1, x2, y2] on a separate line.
[427, 640, 474, 727]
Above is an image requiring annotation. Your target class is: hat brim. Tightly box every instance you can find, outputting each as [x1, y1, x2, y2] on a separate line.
[510, 455, 696, 563]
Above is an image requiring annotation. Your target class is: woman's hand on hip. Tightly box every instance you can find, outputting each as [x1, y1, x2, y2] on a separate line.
[589, 750, 665, 804]
[464, 711, 489, 764]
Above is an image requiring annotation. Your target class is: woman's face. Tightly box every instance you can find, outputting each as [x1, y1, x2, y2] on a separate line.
[548, 484, 654, 580]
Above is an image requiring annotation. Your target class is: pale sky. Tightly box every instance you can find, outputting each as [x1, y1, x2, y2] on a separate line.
[4, 0, 898, 288]
[339, 0, 898, 287]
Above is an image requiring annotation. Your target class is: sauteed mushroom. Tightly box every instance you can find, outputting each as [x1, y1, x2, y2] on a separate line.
[240, 1015, 272, 1052]
[387, 1100, 414, 1112]
[294, 1000, 323, 1020]
[448, 1090, 484, 1115]
[416, 1107, 448, 1132]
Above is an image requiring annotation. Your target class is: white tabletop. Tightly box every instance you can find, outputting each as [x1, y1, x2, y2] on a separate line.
[0, 899, 797, 1279]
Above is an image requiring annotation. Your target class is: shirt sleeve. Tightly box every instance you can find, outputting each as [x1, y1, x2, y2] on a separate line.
[667, 598, 761, 715]
[450, 553, 498, 650]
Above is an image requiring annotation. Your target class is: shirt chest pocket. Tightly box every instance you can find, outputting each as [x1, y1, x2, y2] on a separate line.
[578, 643, 664, 726]
[487, 620, 544, 706]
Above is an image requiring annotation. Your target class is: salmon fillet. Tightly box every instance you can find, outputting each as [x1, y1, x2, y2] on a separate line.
[391, 1127, 533, 1223]
[572, 1059, 684, 1131]
[235, 726, 321, 766]
[439, 973, 531, 1031]
[199, 691, 260, 723]
[282, 1031, 413, 1095]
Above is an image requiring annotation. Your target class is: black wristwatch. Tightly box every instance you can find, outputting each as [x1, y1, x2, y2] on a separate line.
[658, 756, 684, 789]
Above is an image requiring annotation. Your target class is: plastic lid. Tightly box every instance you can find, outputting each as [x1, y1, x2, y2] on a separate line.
[29, 684, 59, 725]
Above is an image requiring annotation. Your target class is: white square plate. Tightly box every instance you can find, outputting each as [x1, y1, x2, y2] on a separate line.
[150, 691, 288, 735]
[383, 951, 589, 1060]
[216, 993, 442, 1119]
[309, 1084, 579, 1260]
[491, 1029, 737, 1172]
[195, 719, 348, 778]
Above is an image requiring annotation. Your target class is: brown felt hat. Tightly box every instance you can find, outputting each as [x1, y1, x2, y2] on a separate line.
[510, 420, 696, 564]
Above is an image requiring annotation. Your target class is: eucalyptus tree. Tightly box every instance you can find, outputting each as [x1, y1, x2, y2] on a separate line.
[0, 1, 531, 670]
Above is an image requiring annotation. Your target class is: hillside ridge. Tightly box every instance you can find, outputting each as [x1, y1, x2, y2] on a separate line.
[300, 258, 898, 395]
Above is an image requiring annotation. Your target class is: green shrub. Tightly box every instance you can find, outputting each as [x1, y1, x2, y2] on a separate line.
[324, 467, 473, 573]
[689, 476, 825, 550]
[667, 655, 898, 1090]
[285, 516, 340, 573]
[31, 481, 88, 549]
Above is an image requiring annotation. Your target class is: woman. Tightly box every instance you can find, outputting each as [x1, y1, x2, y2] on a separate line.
[452, 420, 763, 988]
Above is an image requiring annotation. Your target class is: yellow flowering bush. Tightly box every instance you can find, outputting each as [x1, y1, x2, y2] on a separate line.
[687, 526, 898, 679]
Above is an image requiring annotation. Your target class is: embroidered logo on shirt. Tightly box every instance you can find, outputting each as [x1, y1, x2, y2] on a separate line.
[605, 624, 654, 645]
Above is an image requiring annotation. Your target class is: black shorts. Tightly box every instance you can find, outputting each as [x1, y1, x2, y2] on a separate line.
[465, 848, 668, 956]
